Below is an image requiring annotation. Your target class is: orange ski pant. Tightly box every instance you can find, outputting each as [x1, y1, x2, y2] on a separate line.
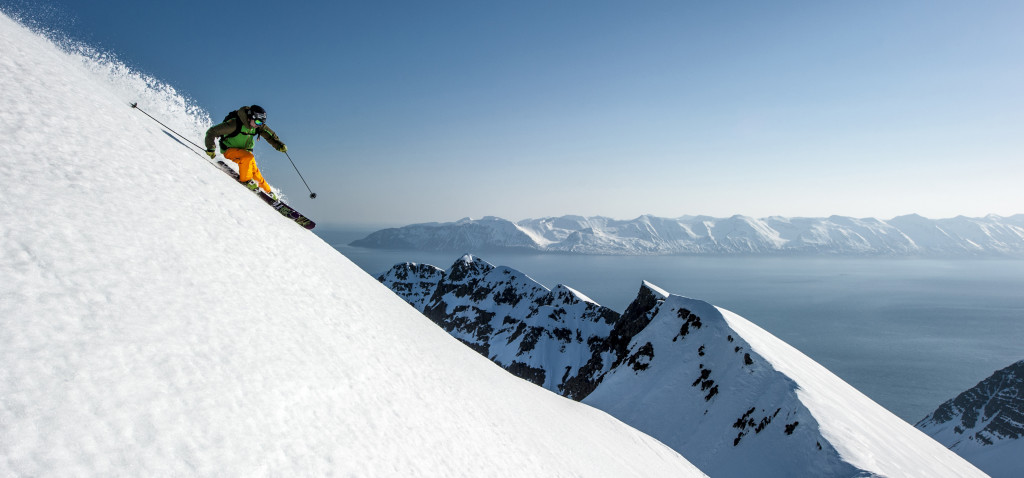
[224, 148, 271, 193]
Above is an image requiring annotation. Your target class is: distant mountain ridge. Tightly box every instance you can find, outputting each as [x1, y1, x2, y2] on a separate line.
[378, 254, 987, 477]
[352, 214, 1024, 256]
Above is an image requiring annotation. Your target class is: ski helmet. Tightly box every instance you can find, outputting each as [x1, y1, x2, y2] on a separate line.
[249, 105, 267, 125]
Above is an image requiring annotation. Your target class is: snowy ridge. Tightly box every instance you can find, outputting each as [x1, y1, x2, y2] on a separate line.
[353, 214, 1024, 256]
[376, 262, 446, 311]
[355, 216, 540, 252]
[411, 254, 622, 392]
[917, 361, 1024, 478]
[380, 255, 989, 477]
[0, 12, 708, 476]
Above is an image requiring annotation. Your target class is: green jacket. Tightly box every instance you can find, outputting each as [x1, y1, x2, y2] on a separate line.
[204, 106, 285, 153]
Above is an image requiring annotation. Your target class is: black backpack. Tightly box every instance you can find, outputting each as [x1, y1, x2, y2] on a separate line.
[218, 109, 261, 149]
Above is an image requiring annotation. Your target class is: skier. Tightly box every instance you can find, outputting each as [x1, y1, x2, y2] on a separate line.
[205, 105, 287, 197]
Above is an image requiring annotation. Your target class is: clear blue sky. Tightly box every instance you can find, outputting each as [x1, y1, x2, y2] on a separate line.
[6, 0, 1023, 226]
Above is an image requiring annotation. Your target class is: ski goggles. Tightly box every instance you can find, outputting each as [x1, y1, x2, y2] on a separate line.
[252, 117, 265, 126]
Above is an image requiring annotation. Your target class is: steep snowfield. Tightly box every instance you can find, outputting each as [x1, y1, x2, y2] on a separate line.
[0, 12, 707, 476]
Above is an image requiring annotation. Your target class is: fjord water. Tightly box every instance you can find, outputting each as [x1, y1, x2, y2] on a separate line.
[322, 228, 1024, 424]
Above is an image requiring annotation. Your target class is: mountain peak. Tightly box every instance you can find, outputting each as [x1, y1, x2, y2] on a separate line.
[446, 254, 494, 282]
[641, 280, 670, 299]
[554, 284, 598, 305]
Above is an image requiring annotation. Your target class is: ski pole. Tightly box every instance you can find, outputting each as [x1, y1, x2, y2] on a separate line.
[284, 151, 317, 199]
[129, 103, 208, 158]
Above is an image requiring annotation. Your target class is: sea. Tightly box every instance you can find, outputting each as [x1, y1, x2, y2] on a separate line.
[318, 227, 1024, 425]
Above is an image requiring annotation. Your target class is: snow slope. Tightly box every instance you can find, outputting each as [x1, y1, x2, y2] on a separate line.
[352, 214, 1024, 256]
[0, 12, 707, 476]
[381, 255, 990, 477]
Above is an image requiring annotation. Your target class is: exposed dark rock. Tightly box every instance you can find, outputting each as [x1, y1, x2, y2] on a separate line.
[494, 285, 524, 306]
[552, 327, 572, 343]
[627, 342, 655, 371]
[917, 360, 1024, 445]
[705, 385, 719, 401]
[675, 308, 703, 340]
[608, 284, 665, 369]
[519, 326, 545, 354]
[693, 368, 712, 387]
[505, 361, 546, 387]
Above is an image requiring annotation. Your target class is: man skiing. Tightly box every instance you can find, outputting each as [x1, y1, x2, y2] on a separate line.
[205, 105, 287, 198]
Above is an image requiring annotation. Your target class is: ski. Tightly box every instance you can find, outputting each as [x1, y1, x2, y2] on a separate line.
[215, 161, 316, 230]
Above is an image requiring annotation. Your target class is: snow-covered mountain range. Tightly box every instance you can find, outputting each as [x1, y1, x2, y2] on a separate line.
[1, 12, 708, 476]
[353, 214, 1024, 256]
[917, 360, 1024, 478]
[379, 255, 989, 477]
